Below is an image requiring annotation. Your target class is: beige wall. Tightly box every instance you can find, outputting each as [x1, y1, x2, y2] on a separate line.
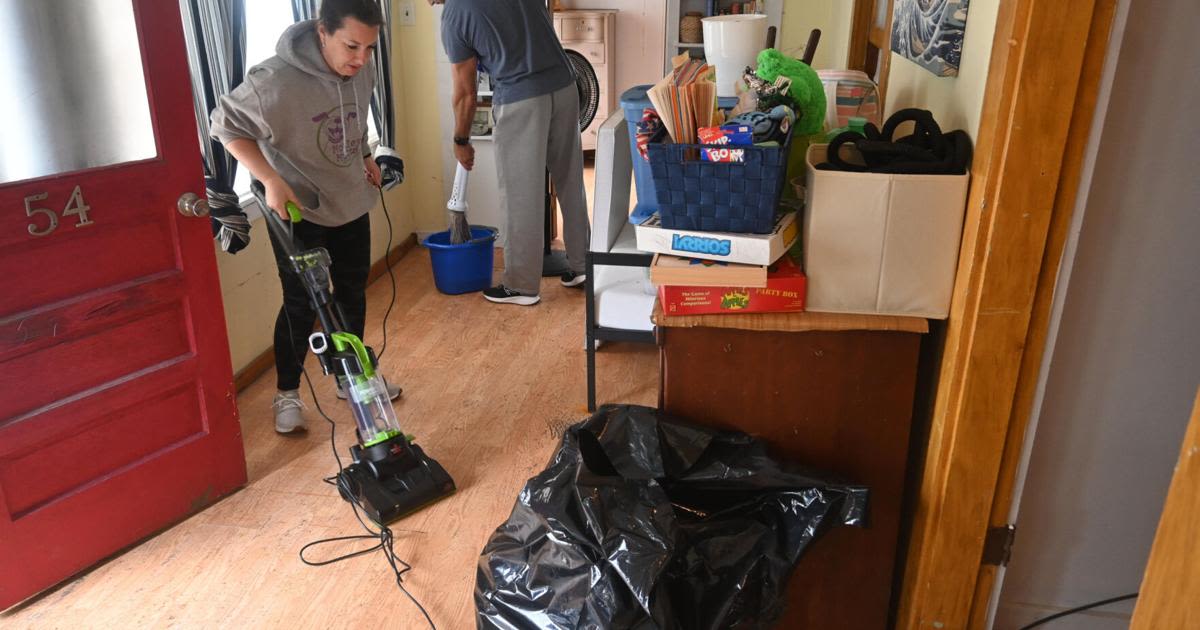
[780, 0, 854, 71]
[884, 0, 1001, 138]
[397, 0, 447, 234]
[216, 1, 422, 374]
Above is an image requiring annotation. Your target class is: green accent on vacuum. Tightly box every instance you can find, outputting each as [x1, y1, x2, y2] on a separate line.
[363, 429, 403, 447]
[330, 332, 376, 379]
[285, 200, 303, 223]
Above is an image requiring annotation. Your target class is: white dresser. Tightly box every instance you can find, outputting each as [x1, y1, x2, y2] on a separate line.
[553, 10, 617, 151]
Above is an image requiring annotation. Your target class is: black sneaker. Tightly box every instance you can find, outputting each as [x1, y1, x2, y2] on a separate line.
[483, 285, 540, 305]
[560, 271, 587, 288]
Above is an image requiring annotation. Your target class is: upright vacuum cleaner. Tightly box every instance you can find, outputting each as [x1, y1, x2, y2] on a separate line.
[251, 181, 455, 524]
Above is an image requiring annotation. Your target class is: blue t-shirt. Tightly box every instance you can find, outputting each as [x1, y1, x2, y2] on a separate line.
[441, 0, 575, 106]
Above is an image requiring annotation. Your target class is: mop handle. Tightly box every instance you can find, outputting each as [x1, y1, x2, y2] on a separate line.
[448, 163, 470, 213]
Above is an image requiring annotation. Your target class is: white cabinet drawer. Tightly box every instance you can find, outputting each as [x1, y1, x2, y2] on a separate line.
[559, 16, 605, 43]
[567, 41, 606, 66]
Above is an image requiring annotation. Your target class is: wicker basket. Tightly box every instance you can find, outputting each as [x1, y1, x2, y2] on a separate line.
[646, 132, 792, 234]
[680, 13, 703, 44]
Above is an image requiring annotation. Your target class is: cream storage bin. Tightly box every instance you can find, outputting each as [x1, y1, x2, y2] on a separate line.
[802, 144, 970, 318]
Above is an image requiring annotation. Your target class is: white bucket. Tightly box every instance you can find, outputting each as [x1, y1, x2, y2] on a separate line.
[702, 15, 768, 98]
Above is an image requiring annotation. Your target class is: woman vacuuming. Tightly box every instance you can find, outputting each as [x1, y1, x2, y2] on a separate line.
[211, 0, 400, 434]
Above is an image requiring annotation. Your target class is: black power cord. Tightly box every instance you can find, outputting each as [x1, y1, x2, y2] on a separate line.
[295, 369, 435, 630]
[1016, 592, 1139, 629]
[374, 187, 398, 361]
[268, 192, 435, 629]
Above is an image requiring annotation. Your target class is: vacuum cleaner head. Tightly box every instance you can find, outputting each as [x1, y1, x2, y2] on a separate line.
[337, 434, 456, 524]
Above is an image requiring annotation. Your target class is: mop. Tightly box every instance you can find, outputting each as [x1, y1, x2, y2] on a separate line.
[448, 163, 472, 244]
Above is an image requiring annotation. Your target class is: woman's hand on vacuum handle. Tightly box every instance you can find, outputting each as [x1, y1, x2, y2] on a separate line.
[223, 138, 298, 221]
[262, 176, 299, 221]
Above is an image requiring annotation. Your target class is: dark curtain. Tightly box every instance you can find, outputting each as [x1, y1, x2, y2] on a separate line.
[371, 1, 403, 189]
[181, 0, 250, 253]
[290, 0, 318, 22]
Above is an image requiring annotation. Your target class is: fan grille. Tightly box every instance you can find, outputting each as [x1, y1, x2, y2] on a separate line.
[565, 49, 600, 132]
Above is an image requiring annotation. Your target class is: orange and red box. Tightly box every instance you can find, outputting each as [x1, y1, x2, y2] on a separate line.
[659, 255, 807, 316]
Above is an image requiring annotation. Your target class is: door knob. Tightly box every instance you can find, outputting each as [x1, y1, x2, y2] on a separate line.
[177, 192, 210, 217]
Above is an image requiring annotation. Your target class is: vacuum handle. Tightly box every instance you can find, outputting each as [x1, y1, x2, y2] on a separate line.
[250, 180, 303, 256]
[448, 163, 469, 214]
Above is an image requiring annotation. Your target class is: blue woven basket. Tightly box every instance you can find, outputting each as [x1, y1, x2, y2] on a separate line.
[646, 136, 790, 234]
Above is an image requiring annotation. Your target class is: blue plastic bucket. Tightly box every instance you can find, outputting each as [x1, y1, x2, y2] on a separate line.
[422, 226, 498, 295]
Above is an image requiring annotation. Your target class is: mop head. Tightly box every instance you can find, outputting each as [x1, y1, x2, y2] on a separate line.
[755, 49, 826, 136]
[449, 211, 472, 245]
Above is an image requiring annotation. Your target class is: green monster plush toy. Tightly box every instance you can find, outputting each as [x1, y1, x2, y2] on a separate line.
[755, 49, 826, 201]
[755, 49, 826, 136]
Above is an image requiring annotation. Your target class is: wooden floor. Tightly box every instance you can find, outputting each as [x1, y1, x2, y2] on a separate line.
[7, 247, 658, 629]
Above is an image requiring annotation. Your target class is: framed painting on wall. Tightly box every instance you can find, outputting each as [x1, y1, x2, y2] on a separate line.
[891, 0, 971, 77]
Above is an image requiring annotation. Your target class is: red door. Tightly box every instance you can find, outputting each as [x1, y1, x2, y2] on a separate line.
[0, 0, 245, 609]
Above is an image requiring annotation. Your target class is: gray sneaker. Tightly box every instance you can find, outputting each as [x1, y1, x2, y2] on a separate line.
[273, 390, 307, 434]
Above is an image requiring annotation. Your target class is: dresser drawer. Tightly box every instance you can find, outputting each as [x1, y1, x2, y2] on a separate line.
[558, 16, 605, 43]
[567, 41, 606, 66]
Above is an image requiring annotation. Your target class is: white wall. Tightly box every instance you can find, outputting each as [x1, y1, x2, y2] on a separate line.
[992, 0, 1200, 627]
[780, 0, 854, 71]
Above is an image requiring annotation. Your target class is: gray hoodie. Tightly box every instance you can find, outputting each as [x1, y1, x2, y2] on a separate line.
[211, 20, 376, 227]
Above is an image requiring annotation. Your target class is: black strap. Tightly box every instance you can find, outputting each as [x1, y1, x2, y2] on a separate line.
[820, 109, 971, 175]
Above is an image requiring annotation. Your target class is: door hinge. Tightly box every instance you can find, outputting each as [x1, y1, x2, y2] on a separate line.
[982, 524, 1017, 567]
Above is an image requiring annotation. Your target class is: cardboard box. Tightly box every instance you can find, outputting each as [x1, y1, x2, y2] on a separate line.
[803, 144, 970, 318]
[650, 254, 767, 288]
[636, 211, 798, 266]
[659, 255, 807, 316]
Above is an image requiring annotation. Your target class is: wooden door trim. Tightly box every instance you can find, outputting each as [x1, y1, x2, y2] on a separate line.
[848, 0, 874, 72]
[1131, 387, 1200, 628]
[963, 0, 1120, 625]
[895, 1, 1117, 628]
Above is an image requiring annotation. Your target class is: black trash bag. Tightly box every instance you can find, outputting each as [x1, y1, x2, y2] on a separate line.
[475, 404, 868, 630]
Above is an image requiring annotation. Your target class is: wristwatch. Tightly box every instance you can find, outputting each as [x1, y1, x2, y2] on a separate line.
[453, 136, 471, 146]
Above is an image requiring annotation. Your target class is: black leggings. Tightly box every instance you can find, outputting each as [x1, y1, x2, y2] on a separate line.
[266, 213, 371, 391]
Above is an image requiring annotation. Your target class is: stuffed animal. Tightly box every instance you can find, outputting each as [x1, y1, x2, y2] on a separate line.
[755, 49, 826, 137]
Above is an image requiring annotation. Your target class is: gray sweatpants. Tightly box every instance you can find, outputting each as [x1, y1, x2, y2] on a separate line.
[492, 83, 590, 295]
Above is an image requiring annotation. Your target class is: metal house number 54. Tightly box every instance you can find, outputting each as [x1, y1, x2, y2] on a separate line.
[25, 185, 94, 237]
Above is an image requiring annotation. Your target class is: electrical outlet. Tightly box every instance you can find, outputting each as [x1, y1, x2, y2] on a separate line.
[399, 0, 416, 26]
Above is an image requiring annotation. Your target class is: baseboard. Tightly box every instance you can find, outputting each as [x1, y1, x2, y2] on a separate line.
[233, 347, 276, 392]
[232, 233, 418, 392]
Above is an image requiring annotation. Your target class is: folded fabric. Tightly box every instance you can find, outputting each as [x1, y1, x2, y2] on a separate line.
[374, 146, 405, 191]
[728, 105, 795, 144]
[635, 108, 667, 161]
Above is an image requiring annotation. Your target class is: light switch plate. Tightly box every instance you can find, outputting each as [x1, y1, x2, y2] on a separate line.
[399, 0, 416, 26]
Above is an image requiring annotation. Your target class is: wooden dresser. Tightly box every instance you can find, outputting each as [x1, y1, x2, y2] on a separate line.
[655, 306, 929, 629]
[553, 10, 616, 151]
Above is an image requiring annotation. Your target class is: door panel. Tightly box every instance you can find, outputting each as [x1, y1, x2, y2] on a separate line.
[0, 0, 245, 609]
[1, 183, 177, 315]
